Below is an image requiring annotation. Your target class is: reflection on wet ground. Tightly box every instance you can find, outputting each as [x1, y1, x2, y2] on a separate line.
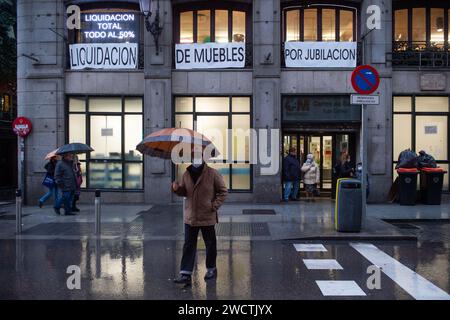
[0, 238, 448, 300]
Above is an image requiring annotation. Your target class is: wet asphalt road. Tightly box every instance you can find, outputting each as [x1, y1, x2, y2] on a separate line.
[0, 238, 449, 300]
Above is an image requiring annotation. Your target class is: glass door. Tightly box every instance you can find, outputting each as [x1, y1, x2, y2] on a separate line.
[322, 136, 332, 189]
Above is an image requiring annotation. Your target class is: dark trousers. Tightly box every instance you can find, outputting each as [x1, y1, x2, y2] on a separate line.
[55, 191, 74, 215]
[180, 224, 217, 275]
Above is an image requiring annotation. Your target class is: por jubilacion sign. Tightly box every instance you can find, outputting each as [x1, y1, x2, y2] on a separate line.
[175, 42, 245, 69]
[12, 117, 32, 138]
[284, 42, 357, 68]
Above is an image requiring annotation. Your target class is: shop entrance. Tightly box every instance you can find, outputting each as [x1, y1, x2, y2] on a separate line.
[282, 132, 356, 197]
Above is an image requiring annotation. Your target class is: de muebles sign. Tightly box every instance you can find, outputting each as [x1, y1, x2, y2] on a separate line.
[284, 42, 357, 68]
[175, 42, 245, 69]
[69, 12, 139, 70]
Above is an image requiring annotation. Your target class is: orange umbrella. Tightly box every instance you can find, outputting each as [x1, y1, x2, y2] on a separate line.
[136, 128, 219, 160]
[44, 148, 60, 160]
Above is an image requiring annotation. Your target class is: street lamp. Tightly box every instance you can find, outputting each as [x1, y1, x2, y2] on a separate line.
[139, 0, 164, 55]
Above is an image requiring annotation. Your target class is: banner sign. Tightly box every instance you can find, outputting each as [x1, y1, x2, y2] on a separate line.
[284, 42, 357, 68]
[80, 12, 139, 43]
[69, 43, 138, 70]
[175, 42, 245, 69]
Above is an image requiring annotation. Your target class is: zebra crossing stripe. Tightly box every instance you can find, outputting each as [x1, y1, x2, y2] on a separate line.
[303, 259, 343, 270]
[293, 244, 327, 252]
[316, 280, 366, 296]
[350, 243, 450, 300]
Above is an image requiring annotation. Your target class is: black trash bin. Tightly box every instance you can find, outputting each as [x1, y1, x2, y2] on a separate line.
[396, 168, 419, 205]
[335, 178, 362, 232]
[419, 167, 447, 205]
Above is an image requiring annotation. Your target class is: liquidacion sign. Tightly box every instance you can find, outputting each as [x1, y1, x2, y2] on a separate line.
[69, 43, 138, 70]
[284, 42, 357, 68]
[175, 43, 245, 69]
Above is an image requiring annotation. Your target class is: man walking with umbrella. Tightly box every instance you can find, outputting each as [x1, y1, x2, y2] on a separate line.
[53, 143, 93, 216]
[54, 153, 77, 215]
[172, 158, 228, 284]
[136, 128, 227, 285]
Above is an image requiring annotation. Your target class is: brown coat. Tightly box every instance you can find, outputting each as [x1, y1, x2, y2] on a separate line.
[173, 164, 228, 226]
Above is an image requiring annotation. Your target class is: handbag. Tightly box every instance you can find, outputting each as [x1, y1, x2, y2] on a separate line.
[42, 174, 55, 188]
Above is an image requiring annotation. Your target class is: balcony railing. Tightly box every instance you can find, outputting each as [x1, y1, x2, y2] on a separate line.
[389, 41, 450, 68]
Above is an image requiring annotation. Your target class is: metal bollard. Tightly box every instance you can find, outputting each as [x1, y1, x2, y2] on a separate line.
[95, 189, 101, 235]
[15, 189, 22, 234]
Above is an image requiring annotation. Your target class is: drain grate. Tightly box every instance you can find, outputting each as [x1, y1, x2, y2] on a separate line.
[0, 214, 31, 220]
[23, 222, 142, 236]
[242, 209, 276, 215]
[390, 223, 421, 230]
[216, 222, 270, 236]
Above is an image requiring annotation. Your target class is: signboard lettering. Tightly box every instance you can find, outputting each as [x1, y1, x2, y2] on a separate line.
[284, 42, 357, 68]
[69, 43, 138, 70]
[175, 43, 245, 69]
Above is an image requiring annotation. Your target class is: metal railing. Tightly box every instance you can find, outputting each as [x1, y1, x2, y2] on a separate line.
[390, 41, 450, 68]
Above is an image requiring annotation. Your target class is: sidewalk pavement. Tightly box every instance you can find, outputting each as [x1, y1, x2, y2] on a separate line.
[1, 199, 449, 240]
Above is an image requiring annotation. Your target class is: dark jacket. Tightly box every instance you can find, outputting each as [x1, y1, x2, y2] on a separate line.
[335, 160, 354, 179]
[283, 154, 301, 181]
[54, 160, 77, 192]
[173, 163, 228, 226]
[44, 161, 57, 178]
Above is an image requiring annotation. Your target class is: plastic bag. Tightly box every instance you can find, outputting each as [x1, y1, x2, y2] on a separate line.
[416, 150, 437, 168]
[395, 149, 417, 169]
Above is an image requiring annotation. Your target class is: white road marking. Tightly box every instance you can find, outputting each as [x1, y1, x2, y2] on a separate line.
[293, 244, 327, 252]
[303, 259, 343, 270]
[350, 243, 450, 300]
[316, 280, 366, 296]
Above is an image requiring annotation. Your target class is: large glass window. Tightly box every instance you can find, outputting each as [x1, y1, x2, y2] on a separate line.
[393, 96, 450, 191]
[174, 96, 251, 191]
[304, 9, 318, 41]
[177, 9, 247, 43]
[284, 6, 355, 42]
[322, 9, 336, 42]
[68, 96, 143, 190]
[394, 9, 408, 42]
[394, 4, 450, 51]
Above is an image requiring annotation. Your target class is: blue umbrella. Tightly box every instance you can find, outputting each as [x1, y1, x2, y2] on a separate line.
[56, 143, 94, 155]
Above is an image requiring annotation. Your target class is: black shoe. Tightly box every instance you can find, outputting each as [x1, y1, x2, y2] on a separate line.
[204, 269, 217, 280]
[53, 207, 61, 215]
[72, 207, 80, 212]
[174, 274, 191, 284]
[38, 201, 43, 208]
[290, 197, 300, 201]
[65, 211, 77, 216]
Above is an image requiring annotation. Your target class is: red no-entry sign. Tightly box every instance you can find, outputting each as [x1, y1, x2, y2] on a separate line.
[351, 65, 380, 95]
[12, 117, 32, 138]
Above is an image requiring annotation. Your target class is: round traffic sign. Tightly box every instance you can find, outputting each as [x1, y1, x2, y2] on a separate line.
[12, 117, 32, 138]
[351, 65, 380, 95]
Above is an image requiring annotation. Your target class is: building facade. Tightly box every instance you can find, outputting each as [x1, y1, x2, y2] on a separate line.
[17, 0, 450, 204]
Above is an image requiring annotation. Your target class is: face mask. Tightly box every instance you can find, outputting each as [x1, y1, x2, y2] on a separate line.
[192, 162, 202, 168]
[357, 165, 362, 171]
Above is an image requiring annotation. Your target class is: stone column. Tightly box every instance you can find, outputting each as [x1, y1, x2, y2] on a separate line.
[17, 0, 66, 203]
[252, 0, 282, 202]
[144, 0, 173, 204]
[361, 0, 393, 201]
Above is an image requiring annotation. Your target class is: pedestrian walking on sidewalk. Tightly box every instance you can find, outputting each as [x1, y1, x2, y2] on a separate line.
[334, 152, 354, 179]
[282, 147, 301, 202]
[38, 156, 59, 208]
[302, 154, 320, 201]
[171, 161, 228, 285]
[54, 153, 77, 216]
[72, 155, 83, 212]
